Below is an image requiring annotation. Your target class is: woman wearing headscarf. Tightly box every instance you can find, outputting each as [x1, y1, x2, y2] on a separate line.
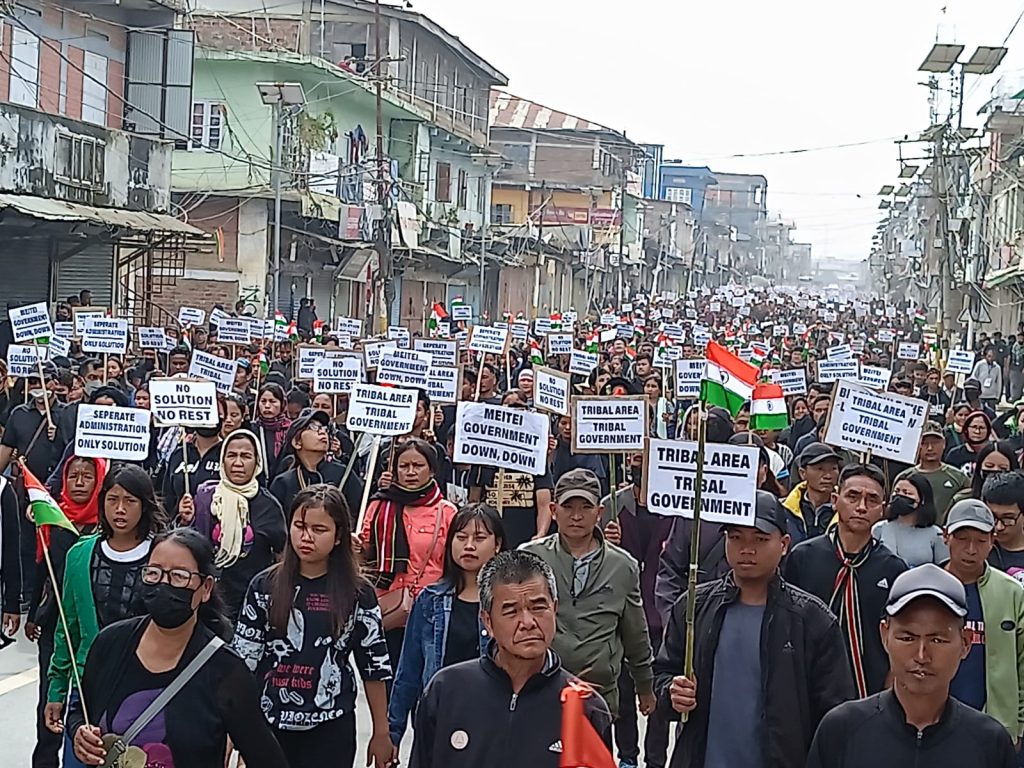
[188, 430, 287, 621]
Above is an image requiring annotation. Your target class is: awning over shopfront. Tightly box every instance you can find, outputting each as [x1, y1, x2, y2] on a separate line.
[0, 194, 203, 236]
[983, 262, 1024, 289]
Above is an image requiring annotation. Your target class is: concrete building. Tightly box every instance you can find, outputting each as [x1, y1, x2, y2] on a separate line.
[0, 1, 202, 336]
[488, 91, 643, 317]
[183, 0, 507, 329]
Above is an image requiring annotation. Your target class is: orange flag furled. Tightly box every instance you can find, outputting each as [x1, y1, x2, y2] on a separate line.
[560, 682, 615, 768]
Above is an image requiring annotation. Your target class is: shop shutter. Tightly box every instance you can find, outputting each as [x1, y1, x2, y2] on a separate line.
[54, 244, 114, 307]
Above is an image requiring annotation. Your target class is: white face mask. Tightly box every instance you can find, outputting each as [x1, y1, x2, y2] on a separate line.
[29, 388, 45, 401]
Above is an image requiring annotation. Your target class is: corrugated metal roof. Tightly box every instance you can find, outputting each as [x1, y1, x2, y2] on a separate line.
[489, 90, 620, 134]
[0, 194, 203, 235]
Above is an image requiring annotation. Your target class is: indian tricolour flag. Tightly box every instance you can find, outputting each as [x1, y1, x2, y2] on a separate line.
[750, 383, 789, 431]
[24, 464, 76, 535]
[701, 340, 759, 416]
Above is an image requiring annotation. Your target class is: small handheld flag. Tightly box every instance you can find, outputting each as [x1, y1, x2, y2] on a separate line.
[750, 383, 789, 431]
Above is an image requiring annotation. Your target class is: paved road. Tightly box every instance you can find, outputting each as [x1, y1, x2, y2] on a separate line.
[0, 630, 407, 766]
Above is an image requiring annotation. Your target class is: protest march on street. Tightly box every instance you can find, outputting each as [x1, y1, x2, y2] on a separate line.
[0, 280, 1023, 768]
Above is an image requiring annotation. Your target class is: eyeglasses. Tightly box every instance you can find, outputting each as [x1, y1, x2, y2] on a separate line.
[304, 423, 329, 434]
[995, 513, 1021, 529]
[141, 565, 202, 589]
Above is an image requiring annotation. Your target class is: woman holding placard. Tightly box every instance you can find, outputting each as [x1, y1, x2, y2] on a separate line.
[359, 438, 456, 670]
[189, 430, 286, 621]
[253, 383, 291, 477]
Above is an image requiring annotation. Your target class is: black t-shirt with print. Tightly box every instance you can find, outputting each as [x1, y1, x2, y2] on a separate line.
[232, 570, 392, 731]
[469, 466, 554, 549]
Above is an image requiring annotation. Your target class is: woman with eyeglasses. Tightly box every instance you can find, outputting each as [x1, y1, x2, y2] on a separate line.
[44, 465, 167, 762]
[187, 430, 286, 621]
[234, 486, 393, 768]
[69, 528, 287, 768]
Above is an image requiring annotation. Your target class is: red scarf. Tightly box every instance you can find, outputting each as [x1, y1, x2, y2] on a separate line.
[37, 457, 108, 561]
[369, 480, 443, 583]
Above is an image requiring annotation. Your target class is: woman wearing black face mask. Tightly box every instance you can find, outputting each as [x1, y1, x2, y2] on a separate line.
[871, 475, 948, 566]
[162, 407, 224, 527]
[68, 528, 287, 768]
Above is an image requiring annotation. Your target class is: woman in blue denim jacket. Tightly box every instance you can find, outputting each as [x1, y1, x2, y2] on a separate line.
[388, 503, 505, 747]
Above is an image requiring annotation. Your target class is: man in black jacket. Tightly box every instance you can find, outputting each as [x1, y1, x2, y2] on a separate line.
[807, 564, 1015, 768]
[410, 550, 612, 768]
[655, 491, 855, 768]
[784, 463, 908, 697]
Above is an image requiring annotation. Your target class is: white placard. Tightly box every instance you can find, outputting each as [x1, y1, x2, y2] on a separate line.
[313, 355, 363, 394]
[771, 368, 807, 396]
[828, 344, 853, 361]
[188, 349, 237, 394]
[336, 317, 362, 338]
[295, 345, 329, 380]
[547, 333, 574, 356]
[7, 344, 47, 377]
[645, 439, 758, 526]
[823, 381, 927, 464]
[534, 318, 553, 336]
[73, 310, 106, 337]
[600, 313, 618, 326]
[388, 325, 411, 349]
[569, 350, 599, 376]
[450, 304, 473, 322]
[149, 379, 218, 427]
[572, 396, 647, 454]
[74, 405, 150, 461]
[511, 321, 529, 341]
[534, 366, 570, 416]
[54, 322, 73, 340]
[426, 364, 461, 404]
[361, 340, 397, 370]
[878, 329, 895, 343]
[898, 342, 921, 361]
[773, 324, 788, 338]
[674, 358, 705, 399]
[947, 349, 975, 375]
[793, 322, 807, 336]
[209, 307, 228, 327]
[138, 327, 167, 350]
[414, 338, 458, 367]
[377, 348, 432, 389]
[346, 384, 418, 436]
[816, 359, 859, 383]
[82, 318, 128, 355]
[48, 336, 70, 358]
[9, 302, 52, 342]
[217, 317, 252, 346]
[178, 306, 206, 327]
[653, 344, 681, 369]
[662, 323, 684, 341]
[858, 364, 892, 392]
[453, 401, 549, 474]
[468, 325, 509, 355]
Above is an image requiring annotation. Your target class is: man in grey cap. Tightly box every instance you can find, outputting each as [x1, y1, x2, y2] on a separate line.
[657, 491, 854, 768]
[807, 563, 1016, 768]
[781, 442, 841, 543]
[892, 423, 968, 524]
[942, 499, 1024, 742]
[520, 468, 655, 726]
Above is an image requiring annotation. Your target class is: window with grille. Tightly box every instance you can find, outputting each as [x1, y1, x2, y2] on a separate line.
[457, 169, 468, 208]
[491, 203, 513, 224]
[55, 132, 105, 187]
[665, 186, 692, 205]
[190, 101, 224, 151]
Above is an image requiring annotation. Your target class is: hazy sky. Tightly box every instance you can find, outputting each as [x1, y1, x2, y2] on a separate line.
[405, 0, 1024, 264]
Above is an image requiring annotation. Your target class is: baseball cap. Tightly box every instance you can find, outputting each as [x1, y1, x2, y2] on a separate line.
[236, 357, 251, 371]
[798, 442, 841, 468]
[518, 368, 534, 382]
[554, 468, 601, 506]
[724, 490, 789, 535]
[945, 499, 995, 534]
[964, 377, 982, 392]
[921, 424, 945, 440]
[885, 563, 968, 618]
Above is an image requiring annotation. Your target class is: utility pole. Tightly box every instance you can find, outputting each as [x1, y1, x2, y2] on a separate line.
[373, 0, 392, 333]
[299, 0, 312, 55]
[272, 102, 283, 315]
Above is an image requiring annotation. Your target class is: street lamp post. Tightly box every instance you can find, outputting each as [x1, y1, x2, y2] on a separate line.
[256, 82, 306, 316]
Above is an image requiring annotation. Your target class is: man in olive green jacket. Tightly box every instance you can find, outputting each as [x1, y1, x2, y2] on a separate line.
[944, 500, 1024, 743]
[521, 468, 655, 719]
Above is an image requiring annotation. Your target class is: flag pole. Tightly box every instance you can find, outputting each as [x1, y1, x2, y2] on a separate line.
[682, 398, 708, 723]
